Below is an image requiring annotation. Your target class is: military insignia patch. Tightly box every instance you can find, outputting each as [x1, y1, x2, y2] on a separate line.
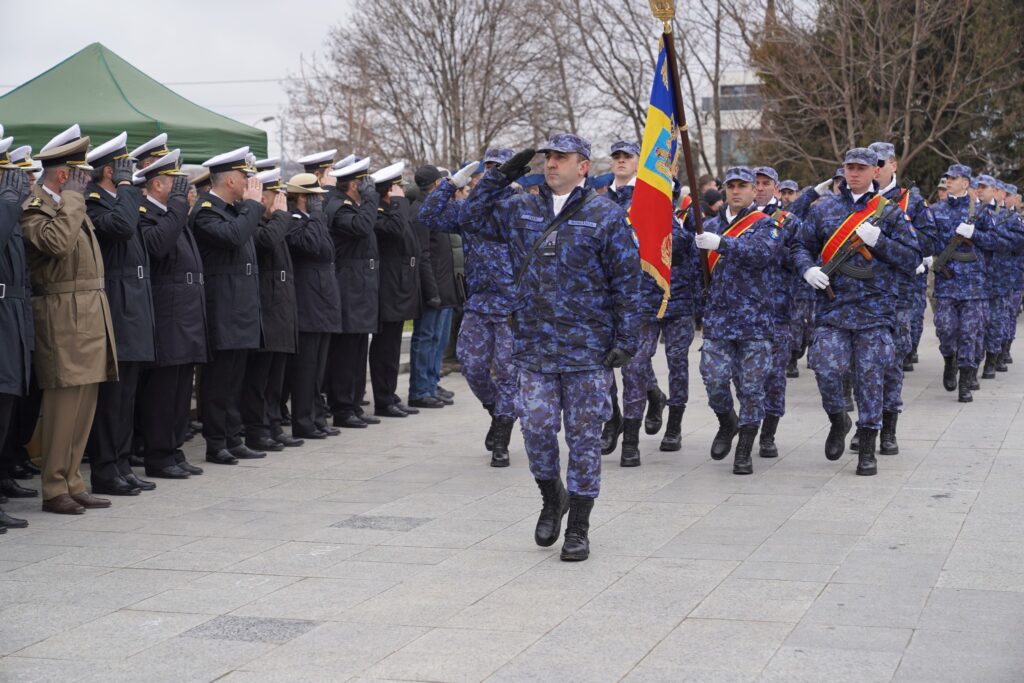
[88, 192, 101, 199]
[769, 227, 780, 240]
[139, 206, 147, 213]
[29, 197, 41, 208]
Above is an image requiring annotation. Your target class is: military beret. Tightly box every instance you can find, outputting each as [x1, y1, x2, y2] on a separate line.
[610, 140, 640, 157]
[723, 166, 755, 184]
[538, 133, 592, 160]
[778, 179, 799, 192]
[944, 164, 972, 179]
[752, 166, 779, 183]
[843, 148, 877, 167]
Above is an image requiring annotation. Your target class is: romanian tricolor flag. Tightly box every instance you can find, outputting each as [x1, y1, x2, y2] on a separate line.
[629, 39, 679, 319]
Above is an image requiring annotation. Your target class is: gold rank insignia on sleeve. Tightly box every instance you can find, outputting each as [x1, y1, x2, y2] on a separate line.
[88, 192, 101, 199]
[139, 206, 147, 213]
[201, 201, 213, 208]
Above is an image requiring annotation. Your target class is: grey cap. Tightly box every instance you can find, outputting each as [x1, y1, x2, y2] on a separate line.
[723, 166, 755, 184]
[779, 179, 799, 192]
[868, 142, 896, 165]
[752, 166, 779, 183]
[843, 148, 877, 167]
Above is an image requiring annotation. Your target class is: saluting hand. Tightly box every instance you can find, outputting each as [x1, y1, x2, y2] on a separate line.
[242, 176, 263, 202]
[272, 192, 288, 213]
[62, 167, 89, 195]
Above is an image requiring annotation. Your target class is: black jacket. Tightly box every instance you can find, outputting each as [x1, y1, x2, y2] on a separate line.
[411, 196, 460, 308]
[85, 182, 155, 363]
[254, 210, 297, 353]
[287, 203, 342, 334]
[326, 188, 380, 334]
[375, 197, 421, 323]
[189, 191, 262, 351]
[0, 200, 32, 396]
[139, 196, 208, 367]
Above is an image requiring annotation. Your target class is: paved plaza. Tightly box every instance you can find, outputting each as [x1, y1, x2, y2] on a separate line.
[2, 320, 1024, 682]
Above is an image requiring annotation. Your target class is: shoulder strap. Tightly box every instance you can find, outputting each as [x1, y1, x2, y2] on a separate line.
[514, 190, 597, 287]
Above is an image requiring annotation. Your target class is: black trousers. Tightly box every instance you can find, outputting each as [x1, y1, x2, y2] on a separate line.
[328, 332, 369, 417]
[241, 350, 289, 440]
[0, 392, 15, 475]
[200, 349, 249, 451]
[0, 374, 39, 477]
[369, 321, 404, 408]
[86, 360, 141, 480]
[139, 363, 194, 469]
[288, 332, 329, 436]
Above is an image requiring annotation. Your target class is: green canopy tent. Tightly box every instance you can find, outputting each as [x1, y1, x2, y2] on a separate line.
[0, 43, 267, 164]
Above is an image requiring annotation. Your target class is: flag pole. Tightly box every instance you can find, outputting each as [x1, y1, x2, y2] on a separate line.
[648, 0, 710, 289]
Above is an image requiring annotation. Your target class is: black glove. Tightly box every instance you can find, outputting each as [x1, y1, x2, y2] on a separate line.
[306, 194, 324, 215]
[426, 296, 442, 309]
[63, 167, 88, 195]
[498, 148, 535, 182]
[0, 169, 30, 206]
[169, 174, 190, 201]
[112, 157, 135, 186]
[602, 347, 632, 369]
[358, 177, 379, 202]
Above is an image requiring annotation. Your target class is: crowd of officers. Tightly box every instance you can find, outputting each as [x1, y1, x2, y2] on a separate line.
[0, 124, 1021, 562]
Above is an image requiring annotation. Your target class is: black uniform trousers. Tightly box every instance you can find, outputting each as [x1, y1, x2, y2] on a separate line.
[0, 393, 15, 475]
[86, 360, 142, 480]
[0, 374, 41, 477]
[240, 351, 289, 440]
[369, 321, 405, 409]
[138, 363, 195, 469]
[200, 349, 249, 452]
[328, 332, 370, 418]
[288, 332, 330, 436]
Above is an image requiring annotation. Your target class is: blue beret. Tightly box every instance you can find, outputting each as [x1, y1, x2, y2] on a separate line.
[868, 142, 896, 165]
[518, 173, 545, 188]
[610, 140, 640, 156]
[483, 148, 514, 165]
[538, 133, 592, 160]
[724, 166, 755, 184]
[588, 172, 615, 189]
[779, 179, 799, 192]
[976, 174, 997, 187]
[752, 166, 779, 183]
[843, 148, 877, 167]
[944, 164, 972, 179]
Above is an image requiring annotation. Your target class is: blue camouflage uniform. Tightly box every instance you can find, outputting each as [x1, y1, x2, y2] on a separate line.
[792, 155, 921, 431]
[699, 167, 784, 428]
[929, 165, 1000, 370]
[978, 183, 1024, 360]
[764, 206, 805, 418]
[461, 135, 641, 498]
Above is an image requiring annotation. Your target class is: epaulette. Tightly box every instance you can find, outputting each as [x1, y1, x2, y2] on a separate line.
[291, 213, 302, 219]
[88, 192, 101, 200]
[378, 208, 384, 213]
[28, 197, 42, 208]
[201, 201, 213, 208]
[343, 200, 353, 206]
[139, 206, 147, 213]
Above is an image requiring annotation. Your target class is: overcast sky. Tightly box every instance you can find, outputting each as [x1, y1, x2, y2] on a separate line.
[1, 0, 354, 157]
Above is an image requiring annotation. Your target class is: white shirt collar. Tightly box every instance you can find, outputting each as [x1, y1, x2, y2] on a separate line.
[147, 196, 168, 211]
[42, 185, 62, 205]
[552, 178, 587, 216]
[880, 175, 898, 195]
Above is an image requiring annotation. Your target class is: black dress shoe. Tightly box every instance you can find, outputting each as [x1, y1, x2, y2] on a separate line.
[90, 476, 141, 496]
[1, 477, 38, 498]
[395, 402, 419, 415]
[437, 395, 454, 405]
[0, 509, 28, 529]
[177, 461, 204, 475]
[23, 460, 41, 476]
[146, 464, 192, 478]
[228, 444, 267, 459]
[408, 396, 446, 409]
[360, 399, 370, 406]
[375, 404, 409, 418]
[436, 386, 454, 400]
[245, 437, 285, 452]
[205, 449, 239, 465]
[129, 454, 145, 468]
[320, 426, 341, 436]
[8, 462, 33, 480]
[333, 414, 367, 429]
[123, 473, 156, 491]
[357, 413, 380, 425]
[295, 428, 330, 438]
[274, 434, 305, 447]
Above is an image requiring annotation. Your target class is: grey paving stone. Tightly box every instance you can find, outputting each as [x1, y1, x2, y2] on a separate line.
[802, 583, 932, 629]
[690, 577, 824, 622]
[894, 628, 1024, 682]
[368, 627, 539, 683]
[331, 514, 433, 531]
[759, 645, 902, 682]
[184, 614, 318, 643]
[917, 587, 1024, 633]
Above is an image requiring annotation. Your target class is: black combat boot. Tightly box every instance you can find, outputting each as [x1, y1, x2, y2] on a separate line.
[660, 406, 684, 452]
[534, 477, 568, 547]
[490, 417, 515, 468]
[910, 346, 919, 364]
[483, 404, 496, 452]
[902, 354, 914, 372]
[942, 356, 957, 392]
[996, 346, 1009, 372]
[620, 418, 641, 468]
[644, 387, 667, 435]
[825, 412, 852, 461]
[855, 427, 878, 476]
[982, 352, 997, 379]
[759, 414, 780, 458]
[879, 411, 899, 455]
[958, 367, 974, 403]
[849, 428, 860, 453]
[1002, 342, 1013, 364]
[600, 395, 623, 456]
[786, 352, 799, 378]
[733, 425, 757, 475]
[560, 495, 594, 561]
[843, 376, 855, 412]
[710, 410, 738, 460]
[970, 368, 980, 390]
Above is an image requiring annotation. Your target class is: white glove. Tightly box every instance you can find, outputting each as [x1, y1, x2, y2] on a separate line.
[803, 266, 830, 290]
[855, 221, 880, 247]
[695, 231, 721, 251]
[923, 256, 933, 267]
[956, 222, 975, 239]
[814, 178, 833, 196]
[451, 161, 478, 189]
[915, 262, 926, 275]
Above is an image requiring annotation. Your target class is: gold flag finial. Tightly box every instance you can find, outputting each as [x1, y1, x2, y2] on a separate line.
[648, 0, 675, 23]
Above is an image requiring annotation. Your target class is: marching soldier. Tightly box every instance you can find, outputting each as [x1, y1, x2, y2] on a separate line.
[190, 147, 266, 465]
[793, 148, 920, 475]
[22, 125, 118, 514]
[83, 132, 154, 496]
[696, 167, 783, 474]
[135, 150, 206, 478]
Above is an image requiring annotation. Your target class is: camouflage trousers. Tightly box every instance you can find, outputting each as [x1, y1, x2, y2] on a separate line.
[1010, 290, 1024, 343]
[976, 299, 990, 363]
[809, 325, 893, 430]
[700, 337, 772, 427]
[789, 298, 815, 358]
[984, 295, 1014, 355]
[458, 310, 517, 419]
[622, 317, 694, 419]
[882, 307, 914, 413]
[764, 323, 793, 418]
[933, 298, 986, 369]
[910, 276, 928, 351]
[518, 368, 611, 498]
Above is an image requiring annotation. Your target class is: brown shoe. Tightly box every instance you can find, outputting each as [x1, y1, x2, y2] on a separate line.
[42, 494, 86, 515]
[70, 491, 111, 509]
